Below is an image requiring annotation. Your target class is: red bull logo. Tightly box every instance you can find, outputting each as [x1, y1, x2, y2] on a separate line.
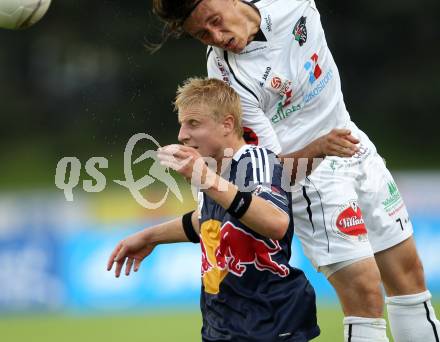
[201, 239, 213, 276]
[200, 220, 289, 294]
[215, 222, 289, 277]
[200, 220, 228, 294]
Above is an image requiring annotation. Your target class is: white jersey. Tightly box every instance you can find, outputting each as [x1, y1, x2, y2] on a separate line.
[207, 0, 350, 155]
[207, 0, 414, 268]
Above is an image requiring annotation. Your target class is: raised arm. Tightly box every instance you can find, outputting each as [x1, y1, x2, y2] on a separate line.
[158, 145, 289, 240]
[203, 175, 289, 240]
[107, 212, 199, 278]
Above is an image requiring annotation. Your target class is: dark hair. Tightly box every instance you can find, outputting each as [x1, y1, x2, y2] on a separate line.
[150, 0, 199, 52]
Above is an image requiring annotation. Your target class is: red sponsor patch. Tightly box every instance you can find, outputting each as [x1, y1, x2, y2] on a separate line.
[282, 88, 293, 107]
[336, 202, 367, 236]
[310, 54, 322, 79]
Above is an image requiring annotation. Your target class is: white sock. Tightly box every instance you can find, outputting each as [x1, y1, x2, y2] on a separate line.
[386, 290, 440, 342]
[343, 316, 389, 342]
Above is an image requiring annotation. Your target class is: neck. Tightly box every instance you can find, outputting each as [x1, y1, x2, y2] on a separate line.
[215, 138, 246, 174]
[239, 1, 261, 44]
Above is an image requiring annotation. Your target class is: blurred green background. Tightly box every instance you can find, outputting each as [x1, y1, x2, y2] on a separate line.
[0, 1, 439, 342]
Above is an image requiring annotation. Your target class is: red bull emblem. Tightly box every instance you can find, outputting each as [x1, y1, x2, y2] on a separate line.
[201, 239, 213, 276]
[215, 222, 289, 277]
[333, 201, 368, 240]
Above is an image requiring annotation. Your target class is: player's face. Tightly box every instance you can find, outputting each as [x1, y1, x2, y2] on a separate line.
[178, 104, 227, 161]
[183, 0, 259, 53]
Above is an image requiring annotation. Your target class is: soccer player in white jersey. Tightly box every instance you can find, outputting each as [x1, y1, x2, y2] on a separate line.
[152, 0, 440, 341]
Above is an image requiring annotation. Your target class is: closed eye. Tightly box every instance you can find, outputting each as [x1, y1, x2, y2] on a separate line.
[211, 16, 221, 26]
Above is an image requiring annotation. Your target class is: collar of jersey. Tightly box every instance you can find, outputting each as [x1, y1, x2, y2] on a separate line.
[233, 144, 253, 161]
[253, 29, 267, 42]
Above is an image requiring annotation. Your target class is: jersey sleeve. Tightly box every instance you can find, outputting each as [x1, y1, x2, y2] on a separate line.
[236, 147, 290, 215]
[207, 48, 282, 155]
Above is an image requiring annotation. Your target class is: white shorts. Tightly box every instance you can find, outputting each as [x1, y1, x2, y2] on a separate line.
[319, 255, 373, 278]
[291, 122, 413, 269]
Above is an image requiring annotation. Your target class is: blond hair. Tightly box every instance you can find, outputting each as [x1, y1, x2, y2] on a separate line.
[175, 77, 243, 137]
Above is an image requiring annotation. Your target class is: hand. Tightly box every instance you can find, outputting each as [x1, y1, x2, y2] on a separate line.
[316, 129, 360, 157]
[107, 230, 156, 278]
[157, 144, 214, 186]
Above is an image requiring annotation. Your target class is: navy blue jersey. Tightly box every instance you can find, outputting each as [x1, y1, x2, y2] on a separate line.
[198, 145, 319, 341]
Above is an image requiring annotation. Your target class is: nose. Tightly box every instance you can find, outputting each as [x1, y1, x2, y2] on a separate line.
[210, 29, 223, 46]
[178, 125, 189, 144]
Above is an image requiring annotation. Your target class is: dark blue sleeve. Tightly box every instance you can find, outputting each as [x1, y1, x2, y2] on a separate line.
[235, 147, 290, 215]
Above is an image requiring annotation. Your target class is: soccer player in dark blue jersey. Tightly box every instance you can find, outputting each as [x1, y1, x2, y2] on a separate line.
[107, 77, 319, 341]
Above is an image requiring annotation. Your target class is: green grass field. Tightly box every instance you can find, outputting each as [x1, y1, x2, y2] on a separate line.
[1, 304, 438, 341]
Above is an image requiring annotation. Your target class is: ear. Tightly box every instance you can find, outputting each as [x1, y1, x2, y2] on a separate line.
[222, 114, 235, 136]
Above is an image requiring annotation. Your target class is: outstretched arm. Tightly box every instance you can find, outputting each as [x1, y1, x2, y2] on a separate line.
[107, 212, 199, 278]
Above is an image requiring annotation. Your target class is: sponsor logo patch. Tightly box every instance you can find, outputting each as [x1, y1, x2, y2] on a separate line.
[328, 143, 371, 170]
[271, 76, 282, 90]
[304, 53, 322, 85]
[200, 220, 289, 295]
[259, 66, 272, 87]
[332, 201, 368, 241]
[215, 57, 231, 85]
[215, 222, 289, 277]
[303, 69, 333, 103]
[271, 78, 293, 104]
[269, 76, 292, 97]
[303, 53, 333, 103]
[268, 75, 300, 124]
[382, 181, 404, 216]
[293, 16, 307, 46]
[271, 102, 301, 124]
[264, 15, 272, 32]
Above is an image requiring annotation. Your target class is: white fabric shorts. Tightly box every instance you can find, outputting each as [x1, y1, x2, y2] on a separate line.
[291, 122, 413, 269]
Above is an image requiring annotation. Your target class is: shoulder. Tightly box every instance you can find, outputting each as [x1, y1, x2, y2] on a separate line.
[238, 145, 278, 163]
[235, 146, 280, 183]
[237, 147, 289, 206]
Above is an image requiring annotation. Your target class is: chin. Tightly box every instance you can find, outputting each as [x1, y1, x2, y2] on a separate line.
[233, 41, 245, 53]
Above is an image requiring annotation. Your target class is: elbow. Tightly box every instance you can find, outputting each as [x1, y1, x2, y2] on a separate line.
[267, 213, 290, 240]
